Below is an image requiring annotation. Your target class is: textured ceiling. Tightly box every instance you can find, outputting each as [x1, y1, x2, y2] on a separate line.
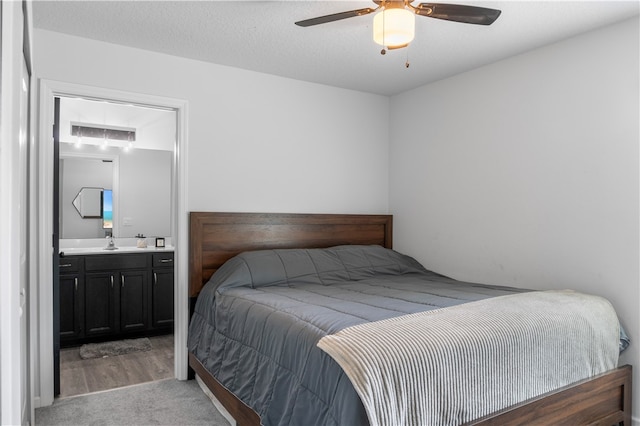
[32, 1, 639, 96]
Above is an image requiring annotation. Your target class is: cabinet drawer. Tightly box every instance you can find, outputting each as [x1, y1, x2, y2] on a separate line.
[153, 253, 174, 268]
[59, 256, 82, 273]
[85, 254, 148, 271]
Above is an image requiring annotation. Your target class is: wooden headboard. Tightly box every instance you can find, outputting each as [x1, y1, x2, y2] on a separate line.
[189, 212, 393, 298]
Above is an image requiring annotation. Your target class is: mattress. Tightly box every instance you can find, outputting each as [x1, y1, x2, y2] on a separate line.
[187, 245, 625, 426]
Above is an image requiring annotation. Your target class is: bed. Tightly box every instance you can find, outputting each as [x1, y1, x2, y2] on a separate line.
[187, 212, 632, 426]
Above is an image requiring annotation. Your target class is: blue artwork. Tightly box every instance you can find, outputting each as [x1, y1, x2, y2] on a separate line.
[102, 189, 113, 229]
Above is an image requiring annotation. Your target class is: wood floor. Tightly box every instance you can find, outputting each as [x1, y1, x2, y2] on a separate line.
[59, 334, 174, 398]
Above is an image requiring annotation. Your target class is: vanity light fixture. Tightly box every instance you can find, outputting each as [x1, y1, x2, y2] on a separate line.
[101, 129, 108, 150]
[71, 122, 136, 151]
[124, 132, 133, 152]
[75, 127, 83, 149]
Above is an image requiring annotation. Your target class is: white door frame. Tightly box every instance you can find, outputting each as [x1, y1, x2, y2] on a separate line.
[35, 79, 189, 407]
[1, 1, 32, 424]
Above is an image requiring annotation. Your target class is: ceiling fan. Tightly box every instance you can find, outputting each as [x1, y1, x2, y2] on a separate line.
[295, 1, 501, 53]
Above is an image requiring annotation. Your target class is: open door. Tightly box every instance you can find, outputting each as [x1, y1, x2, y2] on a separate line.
[53, 96, 61, 396]
[19, 38, 33, 425]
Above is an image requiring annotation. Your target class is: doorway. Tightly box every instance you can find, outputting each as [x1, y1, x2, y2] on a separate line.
[36, 80, 189, 408]
[54, 96, 177, 397]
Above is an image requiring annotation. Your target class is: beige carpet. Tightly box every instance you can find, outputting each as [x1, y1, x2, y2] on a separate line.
[35, 378, 231, 425]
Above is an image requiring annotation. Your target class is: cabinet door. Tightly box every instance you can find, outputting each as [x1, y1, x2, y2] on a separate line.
[152, 269, 174, 329]
[120, 270, 148, 333]
[59, 274, 84, 342]
[85, 272, 118, 337]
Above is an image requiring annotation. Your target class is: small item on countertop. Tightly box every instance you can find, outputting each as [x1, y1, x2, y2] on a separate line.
[136, 234, 147, 248]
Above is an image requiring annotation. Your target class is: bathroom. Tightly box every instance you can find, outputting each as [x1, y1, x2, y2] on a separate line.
[56, 96, 177, 397]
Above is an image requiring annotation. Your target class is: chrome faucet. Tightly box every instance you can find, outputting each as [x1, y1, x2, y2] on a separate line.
[105, 235, 117, 250]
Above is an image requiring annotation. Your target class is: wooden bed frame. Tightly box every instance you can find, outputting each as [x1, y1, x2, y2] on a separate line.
[188, 211, 632, 426]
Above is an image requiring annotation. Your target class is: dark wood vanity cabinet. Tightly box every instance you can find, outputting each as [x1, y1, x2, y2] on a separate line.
[59, 251, 173, 347]
[83, 271, 148, 337]
[119, 269, 149, 332]
[83, 272, 118, 337]
[85, 253, 149, 338]
[152, 253, 174, 329]
[59, 257, 84, 341]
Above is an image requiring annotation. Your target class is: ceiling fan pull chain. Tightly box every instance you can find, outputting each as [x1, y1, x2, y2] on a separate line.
[380, 4, 387, 55]
[405, 48, 410, 68]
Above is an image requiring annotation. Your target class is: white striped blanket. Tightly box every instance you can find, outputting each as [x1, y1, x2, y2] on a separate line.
[317, 290, 620, 426]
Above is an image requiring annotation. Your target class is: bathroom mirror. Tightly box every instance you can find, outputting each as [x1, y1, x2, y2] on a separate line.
[72, 187, 103, 218]
[59, 143, 173, 239]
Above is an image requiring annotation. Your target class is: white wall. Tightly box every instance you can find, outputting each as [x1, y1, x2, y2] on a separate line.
[34, 29, 390, 215]
[390, 17, 639, 421]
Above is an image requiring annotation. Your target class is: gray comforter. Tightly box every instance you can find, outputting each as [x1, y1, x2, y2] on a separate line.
[188, 245, 542, 425]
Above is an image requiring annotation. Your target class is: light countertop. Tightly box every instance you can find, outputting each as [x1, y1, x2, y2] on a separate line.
[59, 237, 174, 256]
[59, 246, 174, 256]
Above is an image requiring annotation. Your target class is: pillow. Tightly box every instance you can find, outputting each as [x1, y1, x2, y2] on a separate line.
[209, 245, 427, 291]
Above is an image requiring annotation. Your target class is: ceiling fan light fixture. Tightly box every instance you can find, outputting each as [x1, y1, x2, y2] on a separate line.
[373, 8, 415, 48]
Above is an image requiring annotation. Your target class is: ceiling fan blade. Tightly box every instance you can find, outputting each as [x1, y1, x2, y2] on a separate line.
[415, 3, 501, 25]
[295, 8, 376, 27]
